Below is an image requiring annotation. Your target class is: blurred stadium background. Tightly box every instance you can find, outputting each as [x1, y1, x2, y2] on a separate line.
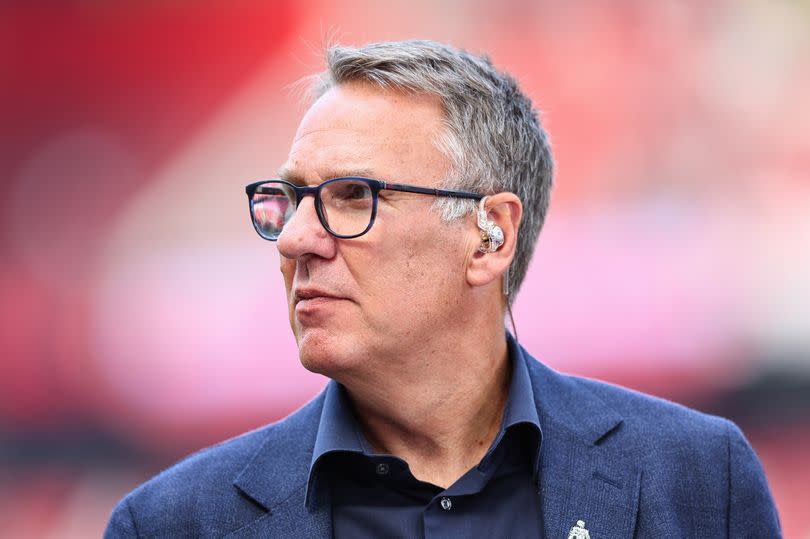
[1, 1, 808, 536]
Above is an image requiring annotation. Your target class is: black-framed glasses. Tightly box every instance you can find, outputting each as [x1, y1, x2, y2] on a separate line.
[245, 177, 483, 240]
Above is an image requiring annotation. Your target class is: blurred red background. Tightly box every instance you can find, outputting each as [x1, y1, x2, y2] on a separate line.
[2, 1, 809, 536]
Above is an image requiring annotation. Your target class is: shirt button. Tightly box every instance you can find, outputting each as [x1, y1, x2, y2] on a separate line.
[375, 462, 389, 475]
[440, 497, 452, 511]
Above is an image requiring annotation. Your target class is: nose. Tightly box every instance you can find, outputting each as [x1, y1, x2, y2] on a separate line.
[276, 196, 337, 260]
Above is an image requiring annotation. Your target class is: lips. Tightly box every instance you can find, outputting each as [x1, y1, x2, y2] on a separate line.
[293, 288, 345, 304]
[293, 288, 348, 319]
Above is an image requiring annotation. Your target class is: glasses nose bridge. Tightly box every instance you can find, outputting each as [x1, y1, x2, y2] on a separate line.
[293, 184, 322, 207]
[284, 184, 326, 237]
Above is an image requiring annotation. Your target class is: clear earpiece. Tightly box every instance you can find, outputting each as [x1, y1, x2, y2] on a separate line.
[477, 197, 504, 253]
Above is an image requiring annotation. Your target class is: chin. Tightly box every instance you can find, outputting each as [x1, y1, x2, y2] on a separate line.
[295, 329, 361, 379]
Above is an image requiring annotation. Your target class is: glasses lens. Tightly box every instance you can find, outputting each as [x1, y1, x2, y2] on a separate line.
[251, 182, 295, 240]
[320, 179, 374, 237]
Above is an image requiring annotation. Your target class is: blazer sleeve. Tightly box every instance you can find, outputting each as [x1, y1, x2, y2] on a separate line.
[104, 496, 139, 539]
[726, 421, 781, 538]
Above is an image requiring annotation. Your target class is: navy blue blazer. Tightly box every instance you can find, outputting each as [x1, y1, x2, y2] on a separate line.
[105, 345, 781, 538]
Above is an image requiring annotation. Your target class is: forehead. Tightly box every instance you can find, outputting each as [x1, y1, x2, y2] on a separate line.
[281, 82, 449, 185]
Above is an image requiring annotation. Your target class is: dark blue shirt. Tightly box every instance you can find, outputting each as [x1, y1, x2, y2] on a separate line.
[306, 336, 543, 538]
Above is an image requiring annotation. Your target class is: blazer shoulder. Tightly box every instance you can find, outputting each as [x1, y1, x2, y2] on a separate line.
[522, 350, 731, 447]
[568, 374, 779, 533]
[574, 374, 731, 438]
[105, 390, 326, 537]
[562, 371, 737, 469]
[523, 350, 737, 466]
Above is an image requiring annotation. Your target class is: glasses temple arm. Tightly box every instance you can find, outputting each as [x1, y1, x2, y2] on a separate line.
[381, 181, 482, 200]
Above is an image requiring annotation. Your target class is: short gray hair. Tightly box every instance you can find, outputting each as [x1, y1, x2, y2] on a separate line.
[311, 40, 554, 304]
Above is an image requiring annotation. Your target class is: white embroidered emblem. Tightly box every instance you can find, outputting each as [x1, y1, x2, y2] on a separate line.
[567, 520, 591, 539]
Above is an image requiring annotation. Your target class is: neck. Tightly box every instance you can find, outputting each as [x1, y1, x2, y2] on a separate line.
[340, 320, 512, 488]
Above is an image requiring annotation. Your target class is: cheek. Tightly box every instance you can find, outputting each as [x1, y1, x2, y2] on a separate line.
[279, 257, 296, 321]
[279, 257, 295, 290]
[377, 232, 464, 311]
[402, 244, 431, 284]
[341, 212, 467, 321]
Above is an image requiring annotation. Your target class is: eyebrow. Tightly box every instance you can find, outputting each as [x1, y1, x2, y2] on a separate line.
[276, 165, 379, 185]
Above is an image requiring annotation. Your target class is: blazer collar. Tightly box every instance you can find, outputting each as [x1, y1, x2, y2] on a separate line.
[518, 339, 624, 446]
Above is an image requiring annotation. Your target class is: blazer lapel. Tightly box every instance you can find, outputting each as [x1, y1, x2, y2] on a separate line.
[539, 422, 641, 539]
[524, 350, 641, 539]
[227, 393, 332, 539]
[224, 487, 331, 538]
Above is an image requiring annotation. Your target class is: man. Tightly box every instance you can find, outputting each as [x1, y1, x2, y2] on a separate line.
[105, 40, 780, 538]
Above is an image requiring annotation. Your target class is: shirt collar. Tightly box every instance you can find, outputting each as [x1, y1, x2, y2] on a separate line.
[305, 381, 365, 508]
[478, 332, 543, 478]
[305, 332, 542, 508]
[501, 331, 542, 434]
[311, 380, 368, 465]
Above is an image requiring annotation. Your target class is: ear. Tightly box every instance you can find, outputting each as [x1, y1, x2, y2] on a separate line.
[466, 192, 522, 291]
